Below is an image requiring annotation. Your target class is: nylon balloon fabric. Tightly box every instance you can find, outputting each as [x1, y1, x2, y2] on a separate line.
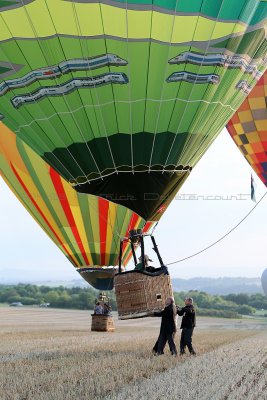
[227, 70, 267, 186]
[0, 123, 153, 276]
[0, 0, 267, 220]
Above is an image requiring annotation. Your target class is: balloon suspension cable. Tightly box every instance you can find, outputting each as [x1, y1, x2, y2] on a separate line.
[151, 235, 164, 267]
[166, 190, 267, 266]
[140, 234, 145, 271]
[130, 241, 138, 266]
[150, 222, 159, 236]
[118, 239, 123, 273]
[150, 235, 169, 275]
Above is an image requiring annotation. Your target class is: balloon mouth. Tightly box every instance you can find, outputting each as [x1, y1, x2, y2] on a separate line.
[78, 267, 116, 291]
[73, 167, 191, 221]
[78, 267, 117, 274]
[69, 164, 192, 186]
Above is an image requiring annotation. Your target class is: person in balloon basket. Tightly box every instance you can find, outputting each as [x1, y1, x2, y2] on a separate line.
[103, 303, 112, 316]
[177, 297, 196, 356]
[134, 254, 163, 273]
[153, 297, 178, 356]
[94, 302, 103, 315]
[134, 254, 153, 271]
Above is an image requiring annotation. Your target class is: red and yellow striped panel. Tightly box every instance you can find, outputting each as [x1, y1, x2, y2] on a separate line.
[227, 72, 267, 186]
[0, 123, 154, 270]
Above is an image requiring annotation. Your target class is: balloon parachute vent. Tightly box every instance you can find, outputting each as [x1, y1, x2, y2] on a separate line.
[114, 270, 173, 319]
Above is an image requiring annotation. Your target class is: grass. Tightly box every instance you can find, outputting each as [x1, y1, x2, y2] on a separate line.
[0, 307, 266, 400]
[109, 334, 267, 400]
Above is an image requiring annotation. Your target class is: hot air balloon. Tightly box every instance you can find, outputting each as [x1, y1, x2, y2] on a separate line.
[227, 70, 267, 185]
[0, 0, 266, 222]
[2, 1, 267, 319]
[0, 123, 154, 290]
[261, 268, 267, 296]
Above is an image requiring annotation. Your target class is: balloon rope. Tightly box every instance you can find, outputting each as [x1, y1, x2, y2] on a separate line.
[148, 0, 180, 171]
[22, 0, 98, 179]
[166, 191, 267, 266]
[97, 2, 119, 174]
[163, 0, 225, 169]
[167, 0, 259, 172]
[184, 7, 267, 171]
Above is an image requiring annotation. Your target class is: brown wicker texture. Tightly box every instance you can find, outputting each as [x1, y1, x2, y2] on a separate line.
[91, 315, 115, 332]
[114, 272, 173, 319]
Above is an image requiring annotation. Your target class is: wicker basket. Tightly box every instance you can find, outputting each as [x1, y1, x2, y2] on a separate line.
[114, 271, 173, 319]
[91, 315, 115, 332]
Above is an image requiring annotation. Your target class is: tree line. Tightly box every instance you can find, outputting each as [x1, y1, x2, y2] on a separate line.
[1, 284, 267, 317]
[174, 291, 267, 318]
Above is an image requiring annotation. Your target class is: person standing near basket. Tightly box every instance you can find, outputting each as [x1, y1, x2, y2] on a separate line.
[153, 296, 177, 356]
[177, 297, 196, 355]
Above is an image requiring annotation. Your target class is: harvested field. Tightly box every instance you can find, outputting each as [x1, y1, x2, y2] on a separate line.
[107, 333, 267, 400]
[0, 307, 266, 400]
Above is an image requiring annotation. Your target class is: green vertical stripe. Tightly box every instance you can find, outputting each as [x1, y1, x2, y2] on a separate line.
[17, 139, 84, 266]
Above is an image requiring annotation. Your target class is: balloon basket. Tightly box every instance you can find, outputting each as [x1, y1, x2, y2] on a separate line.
[114, 270, 173, 320]
[91, 315, 115, 332]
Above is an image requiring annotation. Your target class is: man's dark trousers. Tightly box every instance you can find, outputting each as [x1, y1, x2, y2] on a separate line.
[157, 332, 177, 355]
[180, 327, 195, 354]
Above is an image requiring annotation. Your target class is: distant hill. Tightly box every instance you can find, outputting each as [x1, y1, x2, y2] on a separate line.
[172, 277, 263, 295]
[0, 276, 263, 295]
[0, 277, 88, 288]
[33, 279, 89, 288]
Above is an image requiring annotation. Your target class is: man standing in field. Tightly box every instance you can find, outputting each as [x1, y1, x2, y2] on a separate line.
[177, 297, 196, 356]
[153, 297, 177, 356]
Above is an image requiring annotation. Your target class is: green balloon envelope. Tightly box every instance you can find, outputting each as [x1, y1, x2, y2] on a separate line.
[0, 0, 267, 220]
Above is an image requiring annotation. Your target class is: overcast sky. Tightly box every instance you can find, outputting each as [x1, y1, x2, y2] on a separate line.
[1, 128, 267, 283]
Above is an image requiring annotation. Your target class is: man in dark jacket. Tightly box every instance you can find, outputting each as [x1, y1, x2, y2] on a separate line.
[177, 297, 196, 355]
[153, 297, 177, 356]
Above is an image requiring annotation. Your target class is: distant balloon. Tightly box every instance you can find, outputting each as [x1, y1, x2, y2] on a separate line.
[227, 71, 267, 186]
[261, 269, 267, 296]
